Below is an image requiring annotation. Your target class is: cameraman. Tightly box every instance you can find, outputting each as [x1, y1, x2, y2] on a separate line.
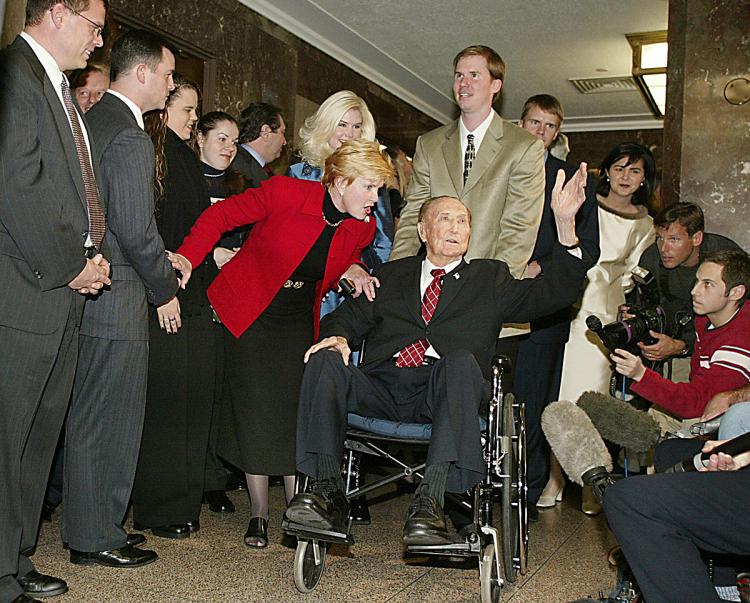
[612, 250, 750, 421]
[604, 403, 750, 603]
[627, 203, 742, 377]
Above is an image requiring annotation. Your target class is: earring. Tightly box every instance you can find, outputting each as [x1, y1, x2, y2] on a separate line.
[640, 182, 644, 187]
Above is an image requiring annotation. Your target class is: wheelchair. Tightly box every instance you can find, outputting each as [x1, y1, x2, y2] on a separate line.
[282, 355, 529, 602]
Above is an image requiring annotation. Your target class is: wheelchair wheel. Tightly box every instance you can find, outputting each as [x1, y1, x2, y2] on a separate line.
[500, 393, 528, 583]
[479, 542, 501, 603]
[293, 539, 327, 593]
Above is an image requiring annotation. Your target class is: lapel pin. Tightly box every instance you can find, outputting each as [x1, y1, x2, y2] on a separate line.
[454, 273, 460, 280]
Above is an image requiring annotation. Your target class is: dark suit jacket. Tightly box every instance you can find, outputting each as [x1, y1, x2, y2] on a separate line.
[231, 144, 268, 188]
[527, 156, 600, 343]
[0, 36, 91, 334]
[177, 177, 375, 340]
[320, 246, 589, 380]
[81, 92, 177, 340]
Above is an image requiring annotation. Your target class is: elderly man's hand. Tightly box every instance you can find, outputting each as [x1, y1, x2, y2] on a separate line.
[303, 336, 352, 365]
[552, 162, 587, 246]
[611, 348, 647, 381]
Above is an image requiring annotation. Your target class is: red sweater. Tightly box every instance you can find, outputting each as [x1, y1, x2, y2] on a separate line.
[176, 177, 375, 339]
[632, 303, 750, 418]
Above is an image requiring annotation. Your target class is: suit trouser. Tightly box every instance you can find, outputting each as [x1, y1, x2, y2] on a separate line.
[605, 468, 750, 603]
[0, 301, 80, 602]
[514, 336, 565, 505]
[62, 336, 147, 552]
[296, 349, 486, 493]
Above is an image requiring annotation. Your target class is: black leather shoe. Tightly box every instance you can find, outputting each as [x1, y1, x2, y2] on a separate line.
[285, 480, 350, 533]
[204, 490, 235, 513]
[244, 517, 268, 548]
[69, 544, 158, 567]
[12, 595, 42, 602]
[403, 494, 452, 545]
[18, 570, 68, 598]
[349, 496, 371, 525]
[186, 519, 200, 533]
[133, 522, 190, 539]
[63, 532, 145, 550]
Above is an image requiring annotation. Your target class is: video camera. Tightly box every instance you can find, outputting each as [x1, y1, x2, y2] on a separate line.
[586, 267, 667, 354]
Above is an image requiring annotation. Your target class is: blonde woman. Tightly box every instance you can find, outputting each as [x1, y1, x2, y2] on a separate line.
[288, 90, 393, 277]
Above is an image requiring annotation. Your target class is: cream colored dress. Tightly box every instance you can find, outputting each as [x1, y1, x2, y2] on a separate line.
[558, 204, 655, 402]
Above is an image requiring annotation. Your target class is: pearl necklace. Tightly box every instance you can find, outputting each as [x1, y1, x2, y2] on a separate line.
[322, 213, 343, 227]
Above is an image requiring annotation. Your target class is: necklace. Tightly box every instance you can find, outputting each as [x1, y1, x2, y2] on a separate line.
[203, 170, 225, 178]
[322, 212, 343, 227]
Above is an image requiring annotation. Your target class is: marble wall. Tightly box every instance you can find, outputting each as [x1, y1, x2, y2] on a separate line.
[664, 0, 750, 250]
[109, 0, 439, 160]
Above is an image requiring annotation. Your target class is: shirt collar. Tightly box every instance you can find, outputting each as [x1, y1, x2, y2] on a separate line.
[423, 256, 462, 277]
[459, 109, 495, 149]
[19, 32, 64, 90]
[242, 143, 266, 167]
[106, 90, 145, 129]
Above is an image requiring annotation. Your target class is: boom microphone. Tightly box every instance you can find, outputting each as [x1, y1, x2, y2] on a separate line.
[542, 401, 615, 503]
[577, 391, 662, 453]
[663, 431, 750, 473]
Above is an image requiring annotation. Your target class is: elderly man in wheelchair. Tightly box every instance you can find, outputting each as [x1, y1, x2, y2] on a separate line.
[283, 165, 590, 580]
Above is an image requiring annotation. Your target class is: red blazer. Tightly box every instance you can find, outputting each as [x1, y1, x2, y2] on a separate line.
[177, 176, 375, 338]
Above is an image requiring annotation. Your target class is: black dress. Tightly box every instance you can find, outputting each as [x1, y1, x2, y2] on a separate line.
[218, 193, 347, 475]
[131, 129, 221, 527]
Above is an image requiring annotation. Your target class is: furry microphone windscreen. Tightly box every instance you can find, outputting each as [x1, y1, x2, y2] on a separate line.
[577, 391, 661, 453]
[541, 400, 613, 486]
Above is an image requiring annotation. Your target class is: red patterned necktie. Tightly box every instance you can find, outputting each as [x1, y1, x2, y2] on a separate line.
[60, 77, 106, 250]
[395, 268, 446, 368]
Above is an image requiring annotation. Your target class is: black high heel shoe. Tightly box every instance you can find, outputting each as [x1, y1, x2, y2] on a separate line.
[244, 517, 268, 548]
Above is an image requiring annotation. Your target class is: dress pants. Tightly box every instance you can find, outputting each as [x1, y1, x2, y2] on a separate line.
[606, 440, 750, 602]
[62, 336, 148, 552]
[296, 349, 486, 493]
[514, 336, 565, 505]
[0, 299, 81, 602]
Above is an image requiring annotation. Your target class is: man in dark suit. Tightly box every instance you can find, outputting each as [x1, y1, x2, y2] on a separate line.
[62, 29, 179, 569]
[231, 102, 286, 185]
[0, 0, 112, 600]
[286, 163, 589, 545]
[515, 94, 600, 514]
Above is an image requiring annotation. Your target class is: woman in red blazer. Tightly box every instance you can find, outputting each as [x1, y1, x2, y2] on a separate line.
[171, 140, 394, 548]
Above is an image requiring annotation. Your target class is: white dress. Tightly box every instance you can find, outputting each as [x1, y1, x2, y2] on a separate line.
[558, 203, 655, 402]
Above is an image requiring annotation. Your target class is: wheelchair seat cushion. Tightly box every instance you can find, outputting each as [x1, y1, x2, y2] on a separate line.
[346, 413, 486, 440]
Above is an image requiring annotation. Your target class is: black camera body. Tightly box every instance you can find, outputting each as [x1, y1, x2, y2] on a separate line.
[586, 267, 667, 353]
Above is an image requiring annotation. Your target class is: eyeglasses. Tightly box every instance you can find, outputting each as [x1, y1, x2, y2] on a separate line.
[74, 11, 104, 38]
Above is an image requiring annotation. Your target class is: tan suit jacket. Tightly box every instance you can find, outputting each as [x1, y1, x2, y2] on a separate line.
[391, 112, 545, 278]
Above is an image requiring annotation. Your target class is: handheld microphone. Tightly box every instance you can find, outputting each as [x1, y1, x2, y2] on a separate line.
[577, 391, 661, 453]
[663, 431, 750, 473]
[338, 278, 356, 297]
[542, 401, 616, 503]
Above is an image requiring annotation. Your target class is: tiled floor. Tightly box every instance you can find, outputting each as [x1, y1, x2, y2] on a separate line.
[33, 484, 617, 602]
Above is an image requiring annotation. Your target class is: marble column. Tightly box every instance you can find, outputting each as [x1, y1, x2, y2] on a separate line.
[663, 0, 750, 250]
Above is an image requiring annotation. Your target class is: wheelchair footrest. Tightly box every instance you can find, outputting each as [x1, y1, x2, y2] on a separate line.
[406, 540, 480, 557]
[281, 518, 355, 545]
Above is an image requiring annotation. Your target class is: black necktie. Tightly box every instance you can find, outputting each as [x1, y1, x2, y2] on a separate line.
[463, 133, 475, 186]
[60, 78, 106, 250]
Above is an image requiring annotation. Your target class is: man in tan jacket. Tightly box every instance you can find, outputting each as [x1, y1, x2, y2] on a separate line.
[391, 45, 544, 279]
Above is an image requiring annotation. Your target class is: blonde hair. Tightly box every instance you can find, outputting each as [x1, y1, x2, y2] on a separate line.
[321, 140, 394, 189]
[298, 90, 377, 167]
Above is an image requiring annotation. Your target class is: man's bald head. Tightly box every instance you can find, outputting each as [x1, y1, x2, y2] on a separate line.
[417, 197, 471, 267]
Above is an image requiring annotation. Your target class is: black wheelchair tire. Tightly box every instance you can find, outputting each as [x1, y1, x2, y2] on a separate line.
[479, 542, 502, 603]
[293, 539, 327, 593]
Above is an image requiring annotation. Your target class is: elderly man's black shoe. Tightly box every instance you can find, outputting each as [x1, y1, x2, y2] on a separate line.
[403, 494, 452, 545]
[285, 481, 350, 533]
[12, 595, 42, 602]
[18, 570, 68, 598]
[69, 544, 158, 567]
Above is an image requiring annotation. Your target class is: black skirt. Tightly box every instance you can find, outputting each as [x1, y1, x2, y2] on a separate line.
[218, 282, 315, 475]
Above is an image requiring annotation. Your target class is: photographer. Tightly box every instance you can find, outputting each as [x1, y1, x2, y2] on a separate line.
[612, 250, 750, 421]
[604, 427, 750, 603]
[626, 203, 742, 375]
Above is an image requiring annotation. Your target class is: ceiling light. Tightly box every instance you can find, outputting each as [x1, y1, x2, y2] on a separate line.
[626, 31, 668, 118]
